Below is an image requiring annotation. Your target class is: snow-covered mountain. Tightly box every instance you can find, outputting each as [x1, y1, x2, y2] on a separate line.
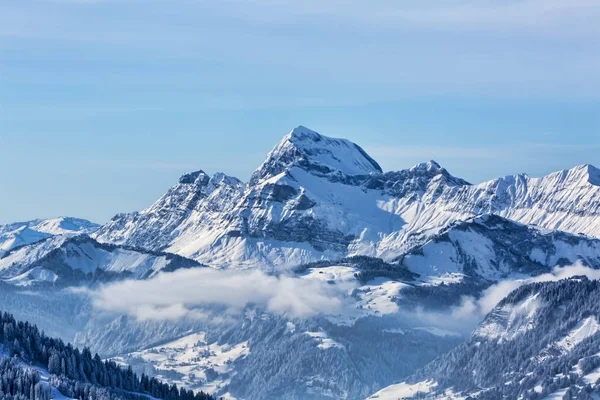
[0, 217, 99, 256]
[70, 225, 600, 400]
[2, 125, 600, 400]
[94, 126, 600, 269]
[368, 277, 600, 399]
[0, 235, 200, 286]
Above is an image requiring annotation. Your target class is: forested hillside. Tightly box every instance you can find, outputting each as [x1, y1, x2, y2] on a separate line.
[370, 277, 600, 399]
[0, 311, 218, 400]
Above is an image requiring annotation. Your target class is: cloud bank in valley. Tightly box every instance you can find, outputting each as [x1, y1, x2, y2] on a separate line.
[87, 268, 353, 320]
[390, 263, 600, 336]
[452, 262, 600, 321]
[84, 261, 600, 329]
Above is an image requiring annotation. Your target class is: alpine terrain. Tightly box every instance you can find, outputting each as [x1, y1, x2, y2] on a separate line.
[1, 126, 599, 400]
[93, 126, 600, 270]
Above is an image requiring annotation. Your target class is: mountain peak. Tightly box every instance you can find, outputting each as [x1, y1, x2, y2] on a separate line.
[410, 160, 442, 173]
[250, 126, 382, 184]
[543, 164, 600, 187]
[573, 163, 600, 186]
[287, 125, 322, 141]
[0, 217, 100, 256]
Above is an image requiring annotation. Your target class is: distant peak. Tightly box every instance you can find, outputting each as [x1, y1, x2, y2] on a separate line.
[210, 172, 244, 188]
[389, 160, 470, 187]
[250, 126, 382, 184]
[177, 170, 243, 195]
[411, 160, 442, 172]
[427, 160, 441, 169]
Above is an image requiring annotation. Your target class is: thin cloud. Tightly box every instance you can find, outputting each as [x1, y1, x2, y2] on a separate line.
[1, 0, 597, 99]
[390, 263, 600, 336]
[78, 262, 600, 338]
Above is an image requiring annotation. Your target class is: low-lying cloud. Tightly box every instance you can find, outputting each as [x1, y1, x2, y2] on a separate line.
[86, 268, 352, 320]
[453, 262, 600, 321]
[82, 262, 600, 331]
[388, 262, 600, 336]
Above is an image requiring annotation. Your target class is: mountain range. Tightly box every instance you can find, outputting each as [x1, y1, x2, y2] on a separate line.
[92, 125, 600, 270]
[1, 125, 599, 400]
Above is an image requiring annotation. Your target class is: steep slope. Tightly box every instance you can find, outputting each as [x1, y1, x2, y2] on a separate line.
[0, 235, 201, 286]
[94, 171, 247, 266]
[94, 126, 600, 270]
[368, 277, 600, 399]
[0, 217, 99, 256]
[249, 125, 382, 184]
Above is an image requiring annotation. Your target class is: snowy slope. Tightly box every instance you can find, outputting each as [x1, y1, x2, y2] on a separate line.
[93, 126, 600, 270]
[472, 292, 540, 343]
[0, 217, 99, 256]
[399, 214, 600, 282]
[0, 235, 201, 286]
[366, 380, 439, 400]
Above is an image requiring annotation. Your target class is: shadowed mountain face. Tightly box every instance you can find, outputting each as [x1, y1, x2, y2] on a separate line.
[369, 278, 600, 400]
[91, 126, 600, 270]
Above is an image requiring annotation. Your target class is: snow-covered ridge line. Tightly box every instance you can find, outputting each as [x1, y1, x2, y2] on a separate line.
[91, 125, 600, 269]
[0, 234, 202, 286]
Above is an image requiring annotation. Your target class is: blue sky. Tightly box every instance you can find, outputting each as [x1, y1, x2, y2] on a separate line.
[1, 0, 599, 224]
